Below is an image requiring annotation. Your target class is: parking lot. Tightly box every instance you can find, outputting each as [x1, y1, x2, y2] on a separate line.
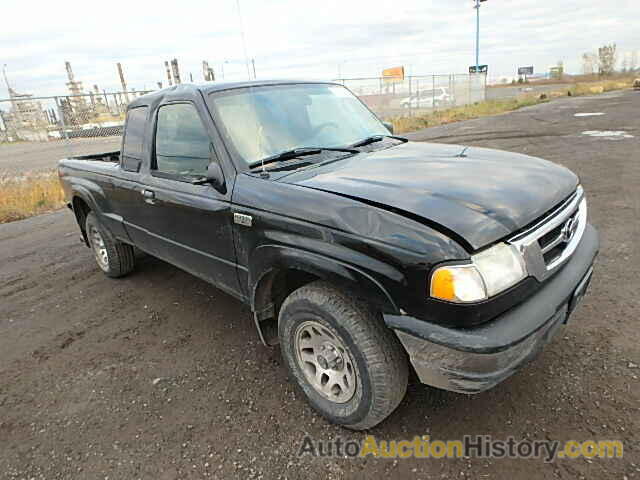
[1, 90, 638, 479]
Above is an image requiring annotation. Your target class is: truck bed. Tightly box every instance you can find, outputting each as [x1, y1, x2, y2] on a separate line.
[58, 151, 122, 179]
[70, 151, 120, 163]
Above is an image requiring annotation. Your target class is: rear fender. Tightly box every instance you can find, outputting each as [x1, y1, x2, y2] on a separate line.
[68, 180, 128, 243]
[70, 186, 101, 246]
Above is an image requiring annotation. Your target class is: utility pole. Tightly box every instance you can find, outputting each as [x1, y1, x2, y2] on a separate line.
[473, 0, 487, 74]
[251, 58, 256, 79]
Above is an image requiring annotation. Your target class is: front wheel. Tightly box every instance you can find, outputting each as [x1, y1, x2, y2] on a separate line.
[278, 281, 408, 430]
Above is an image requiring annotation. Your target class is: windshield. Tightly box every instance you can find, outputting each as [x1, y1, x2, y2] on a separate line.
[209, 83, 390, 166]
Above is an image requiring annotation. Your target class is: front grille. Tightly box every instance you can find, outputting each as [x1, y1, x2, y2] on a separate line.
[509, 186, 587, 282]
[538, 208, 580, 266]
[538, 223, 563, 250]
[543, 244, 565, 265]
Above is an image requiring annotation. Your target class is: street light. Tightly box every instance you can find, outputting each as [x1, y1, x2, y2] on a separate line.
[473, 0, 488, 74]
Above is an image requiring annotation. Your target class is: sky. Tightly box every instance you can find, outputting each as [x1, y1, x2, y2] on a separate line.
[0, 0, 638, 98]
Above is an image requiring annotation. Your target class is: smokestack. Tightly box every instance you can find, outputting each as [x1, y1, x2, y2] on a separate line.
[2, 64, 12, 94]
[164, 61, 173, 86]
[65, 61, 75, 82]
[203, 61, 209, 81]
[117, 63, 130, 103]
[170, 58, 181, 84]
[202, 61, 215, 82]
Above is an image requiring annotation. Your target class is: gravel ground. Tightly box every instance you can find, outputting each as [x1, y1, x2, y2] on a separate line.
[1, 90, 639, 479]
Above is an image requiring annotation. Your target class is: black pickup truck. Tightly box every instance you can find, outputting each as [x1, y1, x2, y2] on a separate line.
[59, 80, 598, 429]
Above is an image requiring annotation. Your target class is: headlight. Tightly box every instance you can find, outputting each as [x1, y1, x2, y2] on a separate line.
[430, 243, 527, 303]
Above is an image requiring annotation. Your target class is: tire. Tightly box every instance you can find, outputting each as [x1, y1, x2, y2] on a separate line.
[278, 280, 408, 430]
[84, 212, 135, 278]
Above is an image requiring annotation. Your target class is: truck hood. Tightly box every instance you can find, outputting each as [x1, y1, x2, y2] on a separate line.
[278, 141, 578, 250]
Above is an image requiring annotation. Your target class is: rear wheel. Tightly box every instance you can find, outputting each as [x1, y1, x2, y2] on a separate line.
[279, 281, 408, 430]
[85, 212, 135, 278]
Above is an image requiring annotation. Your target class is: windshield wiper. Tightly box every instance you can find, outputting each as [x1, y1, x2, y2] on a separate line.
[348, 135, 407, 148]
[248, 147, 359, 170]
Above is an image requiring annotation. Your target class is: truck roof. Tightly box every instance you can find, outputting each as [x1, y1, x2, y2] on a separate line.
[129, 79, 340, 108]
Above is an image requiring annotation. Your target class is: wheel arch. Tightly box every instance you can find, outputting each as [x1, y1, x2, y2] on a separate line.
[71, 188, 98, 246]
[249, 245, 399, 346]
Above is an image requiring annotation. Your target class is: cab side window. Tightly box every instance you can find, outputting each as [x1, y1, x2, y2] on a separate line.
[121, 106, 148, 171]
[153, 103, 212, 179]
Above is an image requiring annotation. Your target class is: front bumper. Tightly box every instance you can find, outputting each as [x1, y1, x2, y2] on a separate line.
[385, 224, 599, 394]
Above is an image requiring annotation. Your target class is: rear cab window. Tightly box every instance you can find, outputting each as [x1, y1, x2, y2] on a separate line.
[121, 106, 148, 172]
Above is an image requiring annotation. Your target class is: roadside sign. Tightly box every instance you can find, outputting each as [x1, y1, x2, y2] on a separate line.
[518, 66, 534, 76]
[382, 66, 405, 84]
[469, 65, 488, 74]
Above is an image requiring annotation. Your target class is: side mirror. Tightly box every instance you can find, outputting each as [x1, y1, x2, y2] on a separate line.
[205, 162, 226, 193]
[383, 121, 394, 134]
[192, 162, 226, 193]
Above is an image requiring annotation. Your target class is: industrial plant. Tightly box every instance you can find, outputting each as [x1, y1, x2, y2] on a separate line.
[0, 58, 212, 143]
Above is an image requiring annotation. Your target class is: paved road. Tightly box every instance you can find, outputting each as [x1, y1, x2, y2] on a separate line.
[1, 90, 639, 479]
[0, 137, 120, 176]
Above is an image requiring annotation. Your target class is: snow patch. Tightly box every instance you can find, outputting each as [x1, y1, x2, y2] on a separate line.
[581, 130, 634, 139]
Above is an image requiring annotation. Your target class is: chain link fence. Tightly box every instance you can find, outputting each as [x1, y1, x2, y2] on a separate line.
[336, 74, 487, 120]
[0, 74, 486, 175]
[0, 90, 154, 141]
[0, 90, 153, 176]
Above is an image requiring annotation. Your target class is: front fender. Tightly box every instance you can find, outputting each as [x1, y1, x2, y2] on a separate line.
[251, 244, 399, 314]
[248, 244, 402, 345]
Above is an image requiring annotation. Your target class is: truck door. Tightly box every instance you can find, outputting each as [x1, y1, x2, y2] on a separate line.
[126, 101, 242, 299]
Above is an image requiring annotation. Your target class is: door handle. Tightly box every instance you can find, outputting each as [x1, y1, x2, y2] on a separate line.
[142, 189, 156, 204]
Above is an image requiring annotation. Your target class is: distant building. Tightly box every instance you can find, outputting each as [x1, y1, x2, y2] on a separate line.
[0, 86, 49, 142]
[549, 62, 564, 80]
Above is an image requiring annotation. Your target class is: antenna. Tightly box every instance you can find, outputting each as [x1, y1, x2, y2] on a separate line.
[457, 146, 470, 158]
[258, 124, 266, 175]
[235, 0, 252, 79]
